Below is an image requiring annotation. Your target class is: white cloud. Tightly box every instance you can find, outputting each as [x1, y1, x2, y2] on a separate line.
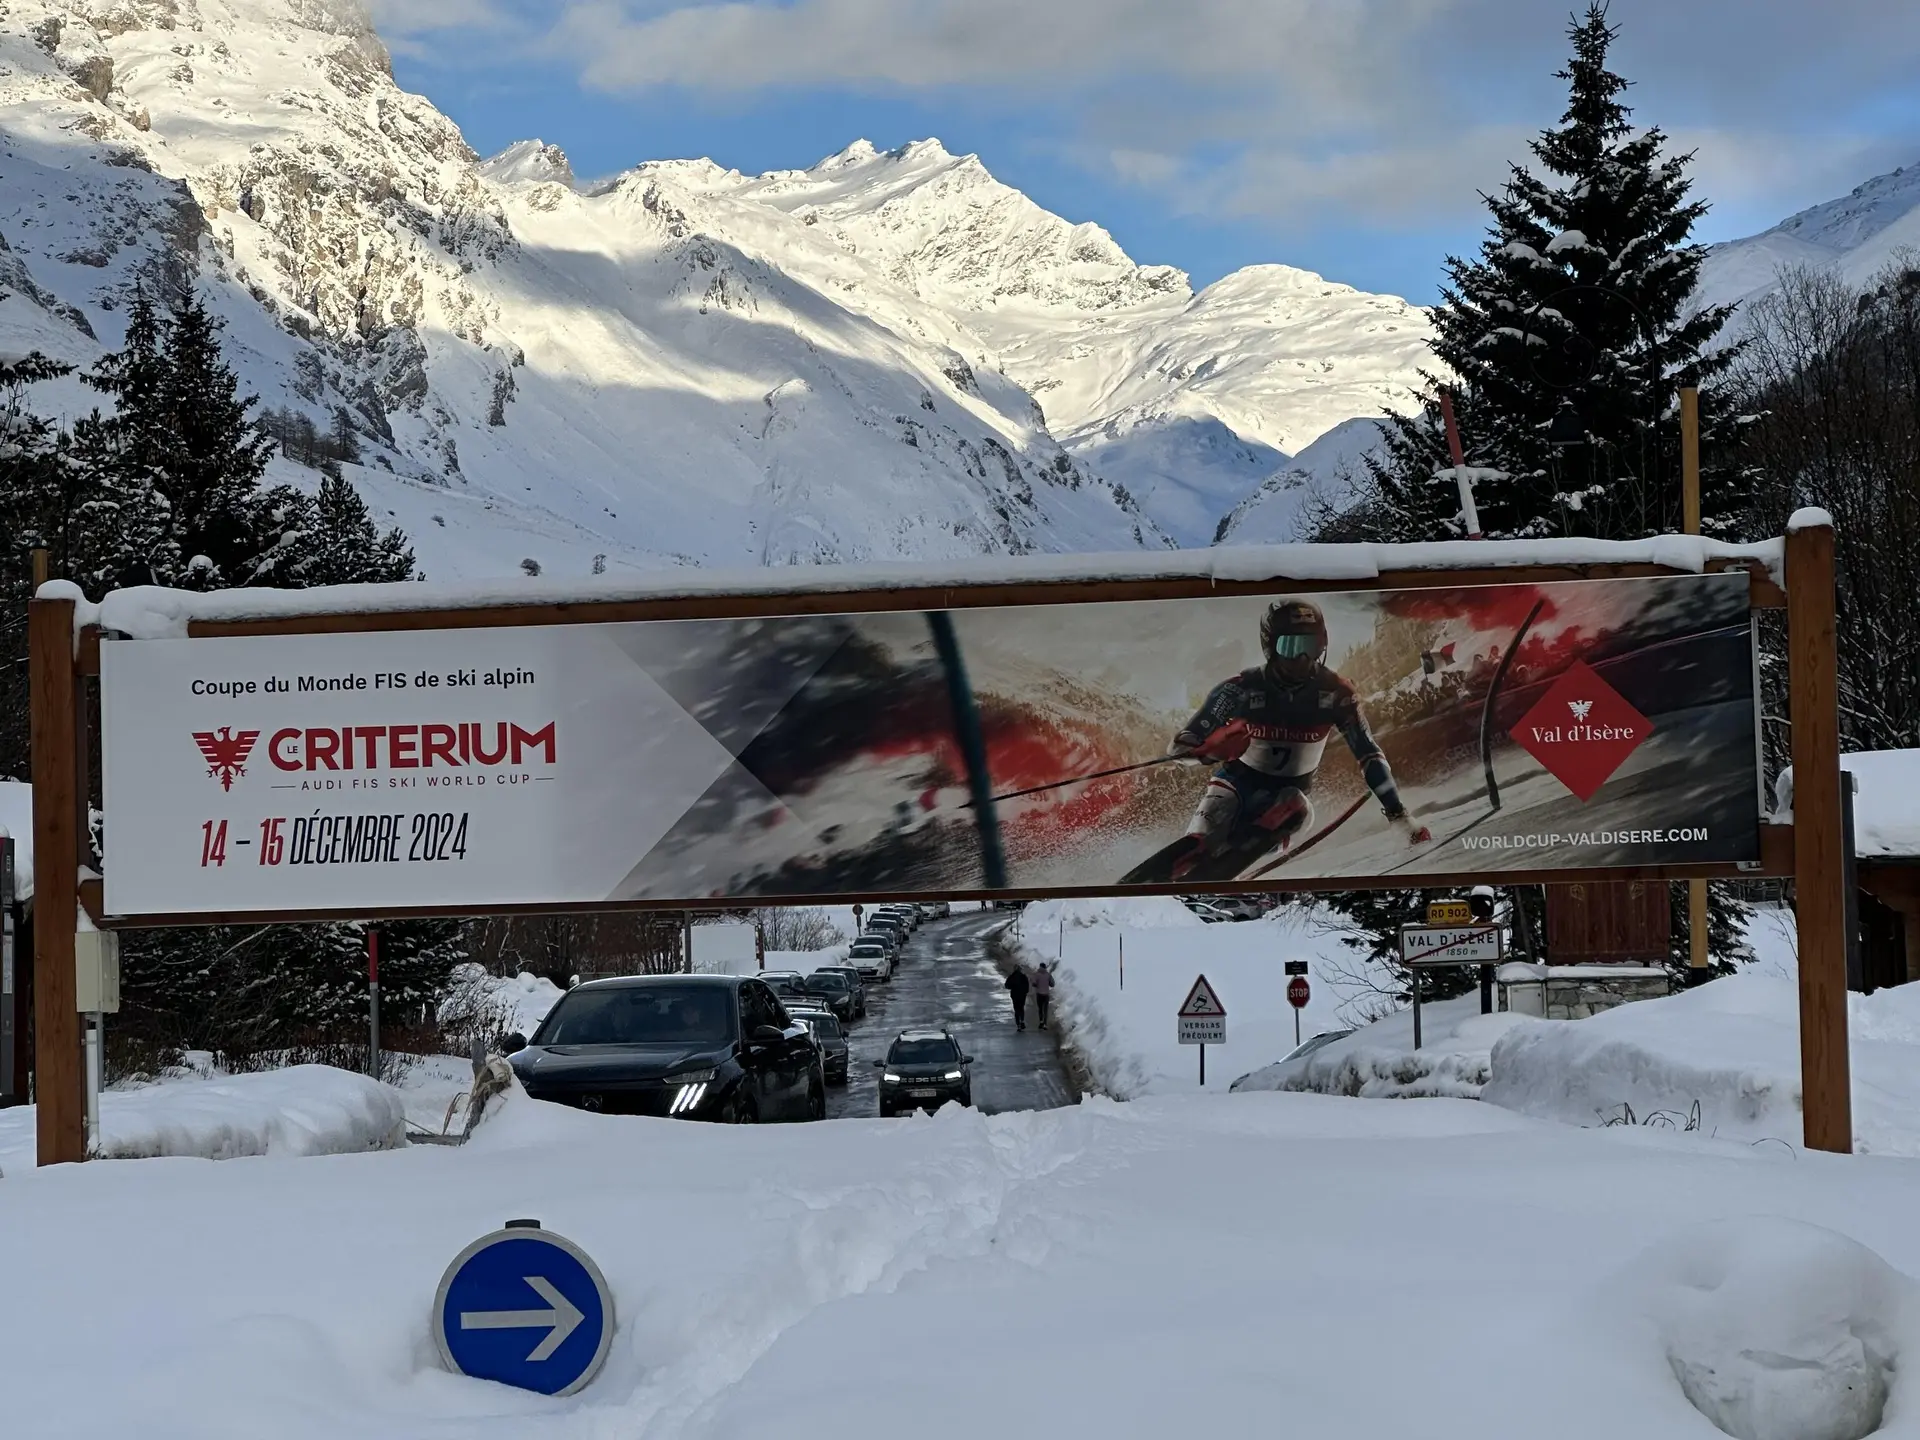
[383, 0, 1920, 236]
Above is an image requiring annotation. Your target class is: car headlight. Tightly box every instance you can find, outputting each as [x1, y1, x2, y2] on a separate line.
[668, 1081, 708, 1116]
[882, 1071, 902, 1083]
[943, 1070, 963, 1081]
[665, 1067, 716, 1085]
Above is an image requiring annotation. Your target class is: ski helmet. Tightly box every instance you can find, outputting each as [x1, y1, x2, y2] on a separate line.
[1261, 599, 1328, 676]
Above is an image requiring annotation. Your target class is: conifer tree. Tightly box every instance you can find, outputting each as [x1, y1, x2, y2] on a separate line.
[1355, 4, 1740, 544]
[291, 472, 416, 588]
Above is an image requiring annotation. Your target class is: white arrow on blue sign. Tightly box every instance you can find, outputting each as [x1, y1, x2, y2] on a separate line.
[434, 1224, 614, 1395]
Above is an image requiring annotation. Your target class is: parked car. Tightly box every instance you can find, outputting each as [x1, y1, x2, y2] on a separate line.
[874, 905, 918, 933]
[865, 918, 906, 953]
[875, 1029, 974, 1116]
[801, 971, 858, 1022]
[811, 964, 867, 1017]
[916, 901, 952, 919]
[1183, 901, 1235, 923]
[794, 1011, 850, 1084]
[758, 969, 806, 988]
[848, 940, 892, 982]
[860, 930, 901, 973]
[504, 975, 825, 1122]
[765, 974, 817, 1005]
[1228, 1030, 1357, 1092]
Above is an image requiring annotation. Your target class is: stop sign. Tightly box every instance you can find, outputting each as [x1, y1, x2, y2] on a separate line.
[1287, 975, 1310, 1009]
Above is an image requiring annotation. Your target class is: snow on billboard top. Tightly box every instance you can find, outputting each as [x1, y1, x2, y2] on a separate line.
[59, 532, 1783, 641]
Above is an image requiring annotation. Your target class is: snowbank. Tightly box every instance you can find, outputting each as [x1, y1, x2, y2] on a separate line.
[1010, 898, 1394, 1098]
[1483, 973, 1920, 1154]
[9, 1080, 1920, 1438]
[438, 963, 566, 1040]
[1605, 1219, 1915, 1440]
[0, 1064, 406, 1169]
[764, 944, 850, 973]
[1231, 993, 1531, 1099]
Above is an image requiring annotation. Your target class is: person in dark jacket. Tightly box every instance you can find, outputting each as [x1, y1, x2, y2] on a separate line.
[1004, 965, 1031, 1031]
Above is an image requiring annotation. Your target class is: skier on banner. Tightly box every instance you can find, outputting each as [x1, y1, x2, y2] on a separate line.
[1130, 599, 1431, 884]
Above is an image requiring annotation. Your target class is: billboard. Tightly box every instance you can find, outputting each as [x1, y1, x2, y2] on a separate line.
[99, 572, 1760, 918]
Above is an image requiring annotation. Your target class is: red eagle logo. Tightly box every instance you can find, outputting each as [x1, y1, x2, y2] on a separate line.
[193, 727, 261, 791]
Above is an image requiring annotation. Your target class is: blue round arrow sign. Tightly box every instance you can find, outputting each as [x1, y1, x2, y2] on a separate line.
[434, 1226, 614, 1395]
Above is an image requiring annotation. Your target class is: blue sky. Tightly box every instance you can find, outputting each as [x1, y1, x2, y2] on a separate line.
[377, 0, 1920, 305]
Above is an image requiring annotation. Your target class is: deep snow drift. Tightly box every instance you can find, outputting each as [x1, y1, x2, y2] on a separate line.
[0, 1063, 404, 1170]
[6, 1079, 1920, 1438]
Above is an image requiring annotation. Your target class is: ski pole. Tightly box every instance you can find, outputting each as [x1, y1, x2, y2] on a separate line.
[964, 754, 1186, 808]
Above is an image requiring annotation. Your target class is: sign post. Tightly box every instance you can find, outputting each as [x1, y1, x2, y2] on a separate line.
[1287, 972, 1309, 1047]
[1177, 974, 1227, 1086]
[435, 1220, 614, 1396]
[367, 928, 381, 1080]
[0, 836, 14, 1107]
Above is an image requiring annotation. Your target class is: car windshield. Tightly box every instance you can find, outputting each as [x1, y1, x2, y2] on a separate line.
[799, 1015, 843, 1039]
[534, 985, 734, 1046]
[850, 945, 885, 957]
[889, 1038, 959, 1065]
[805, 974, 849, 992]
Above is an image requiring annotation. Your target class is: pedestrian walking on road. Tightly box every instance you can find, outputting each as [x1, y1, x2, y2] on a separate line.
[1032, 962, 1055, 1030]
[1004, 965, 1031, 1031]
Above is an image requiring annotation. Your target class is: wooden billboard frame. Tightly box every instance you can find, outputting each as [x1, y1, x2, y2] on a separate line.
[30, 533, 1848, 1163]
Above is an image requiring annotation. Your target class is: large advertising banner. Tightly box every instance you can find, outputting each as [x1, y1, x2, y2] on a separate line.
[100, 572, 1760, 918]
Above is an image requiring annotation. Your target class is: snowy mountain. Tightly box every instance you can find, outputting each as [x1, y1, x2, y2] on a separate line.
[0, 0, 1434, 579]
[1213, 417, 1392, 545]
[1695, 160, 1920, 324]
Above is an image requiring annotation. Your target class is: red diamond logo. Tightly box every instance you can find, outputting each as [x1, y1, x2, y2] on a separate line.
[1509, 661, 1653, 802]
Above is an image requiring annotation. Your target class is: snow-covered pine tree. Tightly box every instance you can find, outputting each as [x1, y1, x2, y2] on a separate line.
[0, 353, 177, 780]
[76, 290, 284, 589]
[1355, 4, 1739, 544]
[290, 472, 416, 588]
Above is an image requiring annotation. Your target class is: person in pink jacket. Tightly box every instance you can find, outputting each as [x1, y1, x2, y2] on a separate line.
[1031, 962, 1055, 1031]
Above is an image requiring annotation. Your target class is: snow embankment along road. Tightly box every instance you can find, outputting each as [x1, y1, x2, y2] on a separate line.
[1007, 897, 1392, 1098]
[8, 1082, 1920, 1438]
[0, 1064, 406, 1171]
[1484, 973, 1920, 1155]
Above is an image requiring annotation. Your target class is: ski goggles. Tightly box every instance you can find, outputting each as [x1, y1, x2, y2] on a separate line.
[1270, 634, 1318, 659]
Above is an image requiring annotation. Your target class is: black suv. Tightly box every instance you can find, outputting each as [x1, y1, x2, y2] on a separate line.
[801, 971, 858, 1022]
[505, 975, 824, 1123]
[875, 1030, 974, 1116]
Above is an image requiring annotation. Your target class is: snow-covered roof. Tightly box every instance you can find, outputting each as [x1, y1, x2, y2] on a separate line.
[61, 532, 1785, 640]
[0, 780, 30, 903]
[1845, 751, 1920, 861]
[1775, 748, 1920, 861]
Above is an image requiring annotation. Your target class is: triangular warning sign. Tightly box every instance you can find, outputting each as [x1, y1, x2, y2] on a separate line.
[1178, 975, 1226, 1018]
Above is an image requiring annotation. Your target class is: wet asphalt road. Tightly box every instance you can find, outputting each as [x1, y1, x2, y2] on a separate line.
[826, 910, 1078, 1119]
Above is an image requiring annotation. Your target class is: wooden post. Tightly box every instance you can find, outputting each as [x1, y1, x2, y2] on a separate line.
[1679, 387, 1711, 982]
[29, 596, 86, 1164]
[1679, 387, 1702, 535]
[1786, 511, 1851, 1154]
